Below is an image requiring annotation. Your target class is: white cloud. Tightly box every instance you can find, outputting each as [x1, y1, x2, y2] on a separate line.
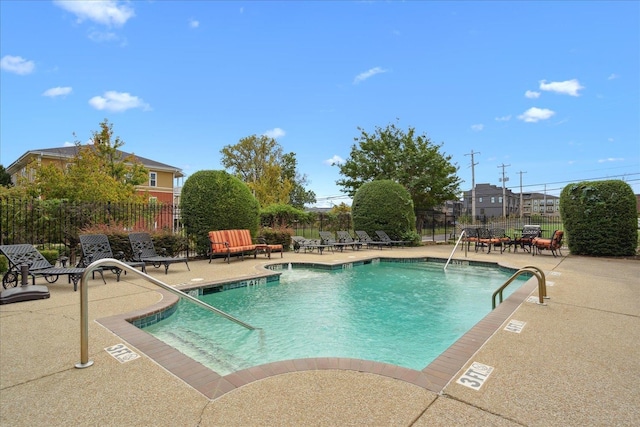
[189, 19, 200, 28]
[525, 90, 540, 99]
[263, 127, 286, 139]
[1, 55, 35, 75]
[54, 0, 135, 27]
[539, 79, 584, 96]
[598, 157, 624, 163]
[495, 115, 511, 122]
[518, 107, 555, 123]
[353, 67, 387, 84]
[607, 73, 619, 80]
[63, 141, 76, 147]
[88, 31, 119, 43]
[608, 137, 614, 143]
[88, 91, 150, 112]
[325, 155, 345, 166]
[471, 124, 484, 132]
[43, 86, 72, 97]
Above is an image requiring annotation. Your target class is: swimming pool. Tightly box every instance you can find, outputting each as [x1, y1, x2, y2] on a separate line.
[143, 260, 526, 376]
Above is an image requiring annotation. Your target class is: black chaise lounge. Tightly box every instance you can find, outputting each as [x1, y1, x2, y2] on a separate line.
[79, 234, 147, 281]
[336, 231, 363, 250]
[375, 230, 409, 247]
[0, 244, 91, 291]
[291, 236, 333, 254]
[319, 231, 353, 252]
[354, 230, 391, 250]
[128, 232, 190, 274]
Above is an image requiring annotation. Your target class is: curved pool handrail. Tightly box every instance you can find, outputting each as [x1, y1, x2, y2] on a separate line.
[492, 266, 547, 310]
[76, 258, 257, 369]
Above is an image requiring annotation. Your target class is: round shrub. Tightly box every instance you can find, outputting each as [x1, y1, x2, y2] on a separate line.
[180, 170, 260, 255]
[351, 180, 417, 244]
[560, 180, 637, 256]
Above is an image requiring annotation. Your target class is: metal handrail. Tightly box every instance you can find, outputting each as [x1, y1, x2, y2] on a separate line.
[76, 258, 257, 369]
[522, 265, 548, 301]
[492, 266, 547, 309]
[444, 229, 466, 270]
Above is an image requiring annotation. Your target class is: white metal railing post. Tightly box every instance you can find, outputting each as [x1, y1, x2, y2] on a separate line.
[444, 229, 466, 270]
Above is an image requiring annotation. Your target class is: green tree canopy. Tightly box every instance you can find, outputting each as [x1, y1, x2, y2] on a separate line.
[336, 122, 461, 212]
[22, 119, 148, 202]
[282, 152, 316, 209]
[220, 135, 316, 208]
[0, 165, 12, 188]
[351, 180, 418, 243]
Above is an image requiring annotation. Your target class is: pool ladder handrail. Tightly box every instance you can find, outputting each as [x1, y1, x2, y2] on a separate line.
[444, 229, 467, 270]
[492, 265, 549, 309]
[76, 258, 258, 369]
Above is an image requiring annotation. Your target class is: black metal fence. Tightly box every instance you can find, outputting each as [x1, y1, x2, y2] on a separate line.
[1, 199, 181, 258]
[1, 198, 566, 254]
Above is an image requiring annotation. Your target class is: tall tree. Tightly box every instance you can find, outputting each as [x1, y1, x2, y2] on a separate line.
[336, 122, 461, 213]
[0, 165, 12, 187]
[282, 152, 316, 209]
[22, 119, 148, 202]
[221, 135, 315, 208]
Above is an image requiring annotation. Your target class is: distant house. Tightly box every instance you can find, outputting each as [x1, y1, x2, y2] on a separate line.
[520, 191, 560, 218]
[462, 183, 519, 219]
[6, 146, 184, 205]
[462, 183, 560, 219]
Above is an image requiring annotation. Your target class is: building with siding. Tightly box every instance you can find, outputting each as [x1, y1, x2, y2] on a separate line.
[6, 146, 184, 205]
[462, 183, 560, 219]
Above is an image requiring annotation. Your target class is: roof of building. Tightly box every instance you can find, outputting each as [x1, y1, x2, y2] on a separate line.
[6, 146, 184, 178]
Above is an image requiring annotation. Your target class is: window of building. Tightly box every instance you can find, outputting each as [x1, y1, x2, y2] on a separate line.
[149, 172, 157, 187]
[491, 197, 495, 203]
[478, 197, 483, 203]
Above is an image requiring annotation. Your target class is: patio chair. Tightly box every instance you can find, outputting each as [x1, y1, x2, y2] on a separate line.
[460, 227, 479, 251]
[375, 230, 409, 247]
[0, 244, 91, 291]
[510, 225, 542, 252]
[79, 234, 146, 281]
[354, 230, 390, 250]
[256, 236, 283, 259]
[532, 230, 564, 257]
[487, 228, 511, 253]
[474, 227, 492, 252]
[336, 231, 363, 250]
[291, 236, 333, 254]
[319, 231, 352, 252]
[128, 232, 190, 274]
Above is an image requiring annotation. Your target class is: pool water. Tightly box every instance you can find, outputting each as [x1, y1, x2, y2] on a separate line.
[144, 261, 526, 375]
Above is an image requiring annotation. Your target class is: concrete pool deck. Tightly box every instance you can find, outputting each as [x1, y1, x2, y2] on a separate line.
[1, 244, 638, 426]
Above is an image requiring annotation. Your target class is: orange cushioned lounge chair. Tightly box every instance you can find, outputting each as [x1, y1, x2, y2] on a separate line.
[532, 230, 564, 257]
[208, 229, 257, 263]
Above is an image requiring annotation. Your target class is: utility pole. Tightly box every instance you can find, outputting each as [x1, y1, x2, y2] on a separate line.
[498, 163, 510, 218]
[518, 170, 527, 220]
[465, 150, 480, 224]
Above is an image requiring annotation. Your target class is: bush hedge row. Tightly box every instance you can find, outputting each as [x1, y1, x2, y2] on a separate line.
[560, 180, 637, 256]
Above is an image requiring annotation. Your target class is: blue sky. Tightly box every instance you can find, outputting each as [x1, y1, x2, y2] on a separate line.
[1, 1, 638, 207]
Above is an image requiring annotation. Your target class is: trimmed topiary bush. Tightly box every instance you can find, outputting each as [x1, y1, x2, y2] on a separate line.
[560, 180, 637, 256]
[351, 180, 418, 244]
[180, 170, 260, 255]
